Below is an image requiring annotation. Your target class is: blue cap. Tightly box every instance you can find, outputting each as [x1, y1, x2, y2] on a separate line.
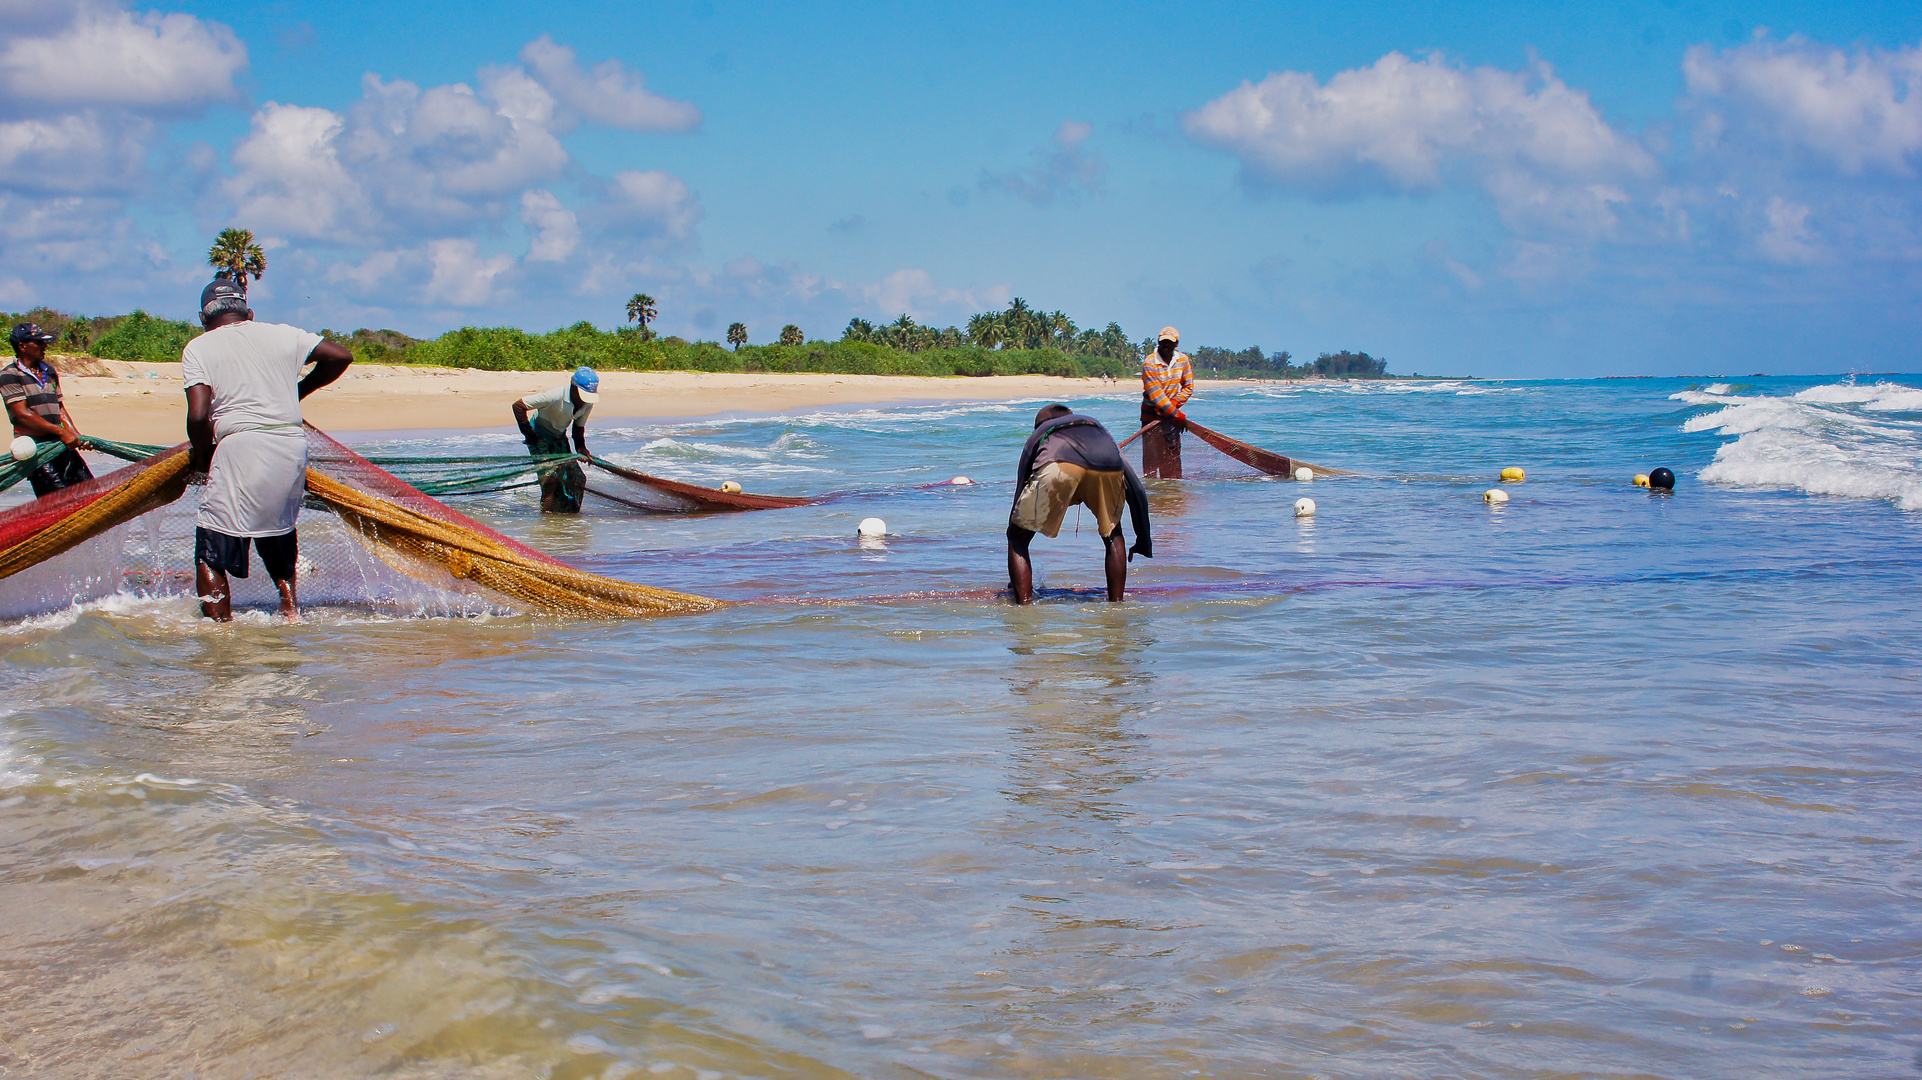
[571, 366, 600, 401]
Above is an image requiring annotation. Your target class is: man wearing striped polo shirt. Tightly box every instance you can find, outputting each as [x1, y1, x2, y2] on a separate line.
[1140, 325, 1193, 479]
[0, 322, 92, 496]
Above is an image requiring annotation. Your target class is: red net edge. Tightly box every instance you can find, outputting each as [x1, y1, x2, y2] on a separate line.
[0, 444, 191, 553]
[302, 425, 570, 569]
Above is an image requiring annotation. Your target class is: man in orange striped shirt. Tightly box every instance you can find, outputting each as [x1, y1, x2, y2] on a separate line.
[1140, 326, 1192, 478]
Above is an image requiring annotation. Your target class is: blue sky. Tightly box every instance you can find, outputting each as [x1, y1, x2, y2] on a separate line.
[2, 0, 1919, 376]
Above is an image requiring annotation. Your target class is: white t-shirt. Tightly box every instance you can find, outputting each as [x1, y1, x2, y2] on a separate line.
[521, 382, 592, 438]
[180, 321, 324, 441]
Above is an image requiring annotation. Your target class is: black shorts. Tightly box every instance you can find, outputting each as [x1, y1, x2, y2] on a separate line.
[195, 527, 298, 581]
[27, 447, 93, 498]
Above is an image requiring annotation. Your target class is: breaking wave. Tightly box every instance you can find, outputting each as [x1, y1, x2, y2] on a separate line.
[1674, 379, 1922, 510]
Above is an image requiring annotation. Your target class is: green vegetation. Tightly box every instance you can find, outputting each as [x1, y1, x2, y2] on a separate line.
[2, 294, 1404, 381]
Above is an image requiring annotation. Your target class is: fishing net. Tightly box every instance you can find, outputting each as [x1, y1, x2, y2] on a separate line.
[1121, 417, 1352, 481]
[0, 427, 717, 621]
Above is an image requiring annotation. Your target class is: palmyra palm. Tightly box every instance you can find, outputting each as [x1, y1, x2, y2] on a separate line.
[626, 293, 658, 338]
[727, 322, 747, 350]
[207, 227, 266, 284]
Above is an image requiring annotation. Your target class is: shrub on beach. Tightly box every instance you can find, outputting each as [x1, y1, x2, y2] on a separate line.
[86, 311, 198, 364]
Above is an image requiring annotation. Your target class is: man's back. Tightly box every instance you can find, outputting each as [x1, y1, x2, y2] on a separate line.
[180, 321, 322, 439]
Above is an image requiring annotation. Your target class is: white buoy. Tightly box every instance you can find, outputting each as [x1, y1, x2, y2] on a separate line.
[1484, 488, 1509, 504]
[949, 476, 973, 486]
[1294, 497, 1316, 517]
[857, 517, 887, 538]
[719, 480, 743, 494]
[9, 435, 35, 462]
[1293, 466, 1314, 482]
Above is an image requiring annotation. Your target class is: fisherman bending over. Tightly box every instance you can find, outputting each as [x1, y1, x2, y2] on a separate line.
[183, 278, 353, 621]
[1008, 404, 1152, 604]
[1140, 325, 1193, 479]
[1, 322, 92, 496]
[512, 366, 598, 513]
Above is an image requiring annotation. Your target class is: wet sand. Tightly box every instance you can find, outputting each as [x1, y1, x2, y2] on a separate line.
[51, 358, 1164, 444]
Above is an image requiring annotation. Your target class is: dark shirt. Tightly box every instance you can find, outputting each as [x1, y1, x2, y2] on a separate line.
[0, 359, 64, 433]
[1012, 414, 1153, 557]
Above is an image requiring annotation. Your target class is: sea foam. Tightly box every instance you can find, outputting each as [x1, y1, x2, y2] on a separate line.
[1676, 380, 1922, 510]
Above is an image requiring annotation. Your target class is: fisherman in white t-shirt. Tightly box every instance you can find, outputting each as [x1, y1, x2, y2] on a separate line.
[181, 277, 353, 622]
[511, 366, 599, 513]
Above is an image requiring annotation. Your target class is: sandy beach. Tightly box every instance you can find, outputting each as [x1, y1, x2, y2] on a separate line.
[46, 356, 1186, 443]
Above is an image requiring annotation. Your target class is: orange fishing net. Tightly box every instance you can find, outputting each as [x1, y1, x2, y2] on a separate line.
[0, 428, 717, 618]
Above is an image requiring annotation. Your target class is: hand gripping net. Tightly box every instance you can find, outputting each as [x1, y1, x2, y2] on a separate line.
[0, 427, 716, 619]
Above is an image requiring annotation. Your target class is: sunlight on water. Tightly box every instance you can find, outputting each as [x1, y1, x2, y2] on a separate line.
[2, 375, 1919, 1077]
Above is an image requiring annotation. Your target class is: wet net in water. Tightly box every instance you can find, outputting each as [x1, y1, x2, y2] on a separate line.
[0, 428, 717, 621]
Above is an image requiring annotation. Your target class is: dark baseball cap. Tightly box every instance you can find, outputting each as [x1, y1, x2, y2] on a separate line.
[200, 276, 249, 319]
[9, 323, 54, 348]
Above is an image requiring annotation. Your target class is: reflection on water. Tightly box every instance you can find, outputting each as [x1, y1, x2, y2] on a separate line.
[4, 378, 1922, 1077]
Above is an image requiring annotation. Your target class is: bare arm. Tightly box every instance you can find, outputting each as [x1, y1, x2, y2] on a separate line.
[186, 384, 214, 472]
[6, 398, 78, 446]
[512, 399, 539, 443]
[572, 420, 589, 457]
[297, 339, 352, 400]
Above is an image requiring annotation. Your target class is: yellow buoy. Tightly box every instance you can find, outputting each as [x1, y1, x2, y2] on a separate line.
[1500, 467, 1525, 482]
[719, 480, 743, 494]
[1484, 488, 1509, 504]
[1633, 474, 1650, 488]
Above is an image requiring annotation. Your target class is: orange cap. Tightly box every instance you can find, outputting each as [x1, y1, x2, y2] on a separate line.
[1158, 326, 1180, 343]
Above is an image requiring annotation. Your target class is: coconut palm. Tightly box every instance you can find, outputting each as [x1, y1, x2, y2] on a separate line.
[207, 227, 266, 284]
[842, 318, 875, 343]
[779, 324, 804, 346]
[726, 322, 748, 350]
[626, 293, 657, 339]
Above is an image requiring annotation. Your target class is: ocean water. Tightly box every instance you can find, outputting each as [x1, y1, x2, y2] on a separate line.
[2, 375, 1919, 1078]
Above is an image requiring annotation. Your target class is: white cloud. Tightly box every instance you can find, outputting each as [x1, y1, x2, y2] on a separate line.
[226, 73, 569, 242]
[1757, 195, 1817, 263]
[517, 35, 701, 133]
[1683, 37, 1922, 177]
[594, 169, 703, 244]
[862, 267, 1009, 322]
[520, 189, 579, 262]
[424, 240, 513, 306]
[0, 1, 245, 115]
[980, 120, 1106, 206]
[0, 111, 150, 193]
[1185, 52, 1655, 238]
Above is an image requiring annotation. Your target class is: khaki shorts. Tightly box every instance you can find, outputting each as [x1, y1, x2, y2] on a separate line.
[1012, 461, 1125, 538]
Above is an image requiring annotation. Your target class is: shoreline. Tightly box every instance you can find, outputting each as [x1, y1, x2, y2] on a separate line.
[50, 360, 1261, 444]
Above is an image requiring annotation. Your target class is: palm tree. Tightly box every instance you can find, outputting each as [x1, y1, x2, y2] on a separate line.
[843, 318, 875, 343]
[727, 322, 747, 350]
[207, 227, 266, 284]
[966, 311, 1002, 349]
[626, 293, 657, 340]
[779, 324, 803, 346]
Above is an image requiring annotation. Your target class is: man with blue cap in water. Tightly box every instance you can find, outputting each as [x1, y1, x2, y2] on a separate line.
[182, 276, 354, 622]
[512, 366, 599, 513]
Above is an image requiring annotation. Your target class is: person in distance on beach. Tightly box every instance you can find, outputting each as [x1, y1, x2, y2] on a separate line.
[183, 277, 354, 622]
[1, 322, 93, 496]
[512, 366, 598, 513]
[1140, 325, 1192, 479]
[1008, 403, 1152, 604]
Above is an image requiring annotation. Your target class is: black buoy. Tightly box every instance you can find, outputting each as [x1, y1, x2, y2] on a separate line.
[1649, 467, 1675, 491]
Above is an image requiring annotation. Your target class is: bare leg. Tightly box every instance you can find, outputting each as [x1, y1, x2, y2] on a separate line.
[1103, 530, 1128, 601]
[1007, 523, 1035, 604]
[273, 575, 298, 622]
[196, 562, 232, 622]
